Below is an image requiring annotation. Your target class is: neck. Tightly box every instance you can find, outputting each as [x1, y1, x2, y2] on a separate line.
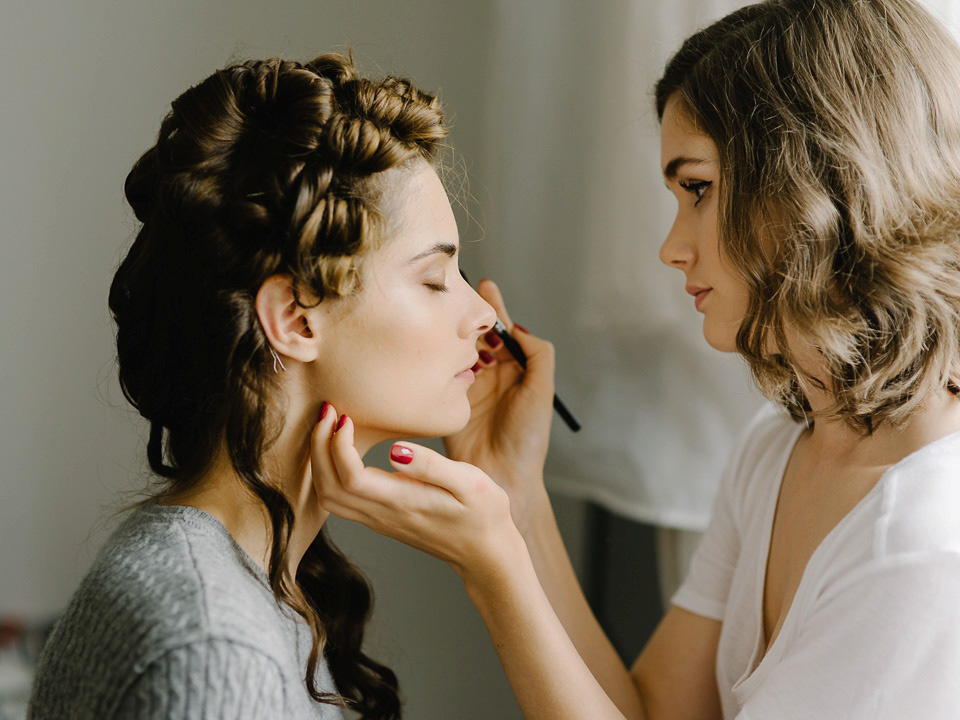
[162, 396, 383, 583]
[797, 364, 960, 467]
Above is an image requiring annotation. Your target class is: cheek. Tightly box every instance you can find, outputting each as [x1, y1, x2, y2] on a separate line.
[315, 319, 469, 432]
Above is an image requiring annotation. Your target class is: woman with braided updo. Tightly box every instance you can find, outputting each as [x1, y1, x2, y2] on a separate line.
[27, 53, 500, 719]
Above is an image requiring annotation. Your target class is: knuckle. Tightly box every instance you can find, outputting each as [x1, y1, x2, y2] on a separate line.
[469, 475, 489, 495]
[311, 470, 333, 494]
[541, 339, 556, 360]
[413, 450, 432, 477]
[422, 451, 444, 478]
[467, 468, 498, 497]
[340, 472, 363, 493]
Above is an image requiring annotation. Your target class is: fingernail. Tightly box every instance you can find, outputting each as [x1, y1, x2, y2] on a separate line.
[483, 330, 502, 348]
[471, 362, 481, 373]
[390, 445, 414, 464]
[319, 401, 329, 421]
[336, 414, 347, 431]
[513, 323, 529, 334]
[478, 349, 495, 364]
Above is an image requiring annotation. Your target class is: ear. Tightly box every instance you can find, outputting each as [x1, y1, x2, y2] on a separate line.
[256, 275, 320, 364]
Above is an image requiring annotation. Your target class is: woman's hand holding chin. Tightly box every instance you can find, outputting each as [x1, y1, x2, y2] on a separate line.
[444, 278, 556, 536]
[310, 403, 524, 585]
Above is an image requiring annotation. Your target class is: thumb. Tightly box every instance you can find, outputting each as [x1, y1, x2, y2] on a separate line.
[509, 325, 555, 397]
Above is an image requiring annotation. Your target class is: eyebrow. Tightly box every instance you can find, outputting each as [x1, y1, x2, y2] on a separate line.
[663, 156, 713, 180]
[407, 242, 459, 264]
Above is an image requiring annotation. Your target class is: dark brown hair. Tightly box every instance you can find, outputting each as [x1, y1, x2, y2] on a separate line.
[109, 53, 447, 718]
[655, 0, 960, 431]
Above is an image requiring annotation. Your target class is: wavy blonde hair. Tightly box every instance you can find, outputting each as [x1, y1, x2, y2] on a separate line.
[656, 0, 960, 431]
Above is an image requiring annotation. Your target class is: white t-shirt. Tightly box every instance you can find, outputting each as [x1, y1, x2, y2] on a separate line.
[672, 403, 960, 719]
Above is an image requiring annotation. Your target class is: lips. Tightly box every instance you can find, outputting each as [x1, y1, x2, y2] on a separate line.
[685, 284, 712, 311]
[457, 355, 480, 379]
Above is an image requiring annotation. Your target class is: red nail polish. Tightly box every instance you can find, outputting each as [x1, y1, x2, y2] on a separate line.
[471, 362, 481, 373]
[390, 445, 414, 464]
[319, 401, 329, 421]
[513, 323, 529, 334]
[484, 330, 503, 348]
[336, 414, 347, 430]
[479, 349, 494, 364]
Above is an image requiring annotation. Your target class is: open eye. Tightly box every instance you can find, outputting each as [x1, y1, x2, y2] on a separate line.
[679, 180, 711, 206]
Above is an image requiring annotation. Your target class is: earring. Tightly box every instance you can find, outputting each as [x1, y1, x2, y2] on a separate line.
[269, 346, 286, 374]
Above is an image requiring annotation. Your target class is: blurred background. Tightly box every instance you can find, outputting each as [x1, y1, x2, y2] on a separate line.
[2, 0, 958, 717]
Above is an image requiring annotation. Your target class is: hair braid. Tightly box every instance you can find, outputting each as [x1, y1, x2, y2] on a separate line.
[110, 52, 446, 718]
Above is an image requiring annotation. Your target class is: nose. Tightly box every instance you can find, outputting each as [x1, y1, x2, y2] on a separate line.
[659, 214, 696, 271]
[457, 269, 496, 338]
[464, 289, 497, 338]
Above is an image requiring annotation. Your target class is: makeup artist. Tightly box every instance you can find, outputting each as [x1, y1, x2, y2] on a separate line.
[312, 1, 960, 718]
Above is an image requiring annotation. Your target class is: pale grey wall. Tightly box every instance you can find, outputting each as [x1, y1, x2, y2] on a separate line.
[0, 2, 591, 718]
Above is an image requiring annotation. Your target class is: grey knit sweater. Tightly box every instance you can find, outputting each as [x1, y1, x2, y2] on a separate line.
[27, 505, 345, 719]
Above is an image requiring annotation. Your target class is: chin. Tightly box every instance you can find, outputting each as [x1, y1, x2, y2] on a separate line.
[703, 321, 739, 353]
[378, 403, 472, 440]
[419, 410, 472, 438]
[436, 401, 474, 436]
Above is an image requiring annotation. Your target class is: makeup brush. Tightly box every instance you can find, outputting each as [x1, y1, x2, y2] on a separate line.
[462, 271, 581, 432]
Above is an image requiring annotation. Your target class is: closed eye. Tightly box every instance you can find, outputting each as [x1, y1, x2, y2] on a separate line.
[679, 180, 711, 206]
[424, 281, 449, 293]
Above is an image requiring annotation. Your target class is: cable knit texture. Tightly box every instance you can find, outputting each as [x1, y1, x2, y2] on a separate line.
[27, 505, 345, 719]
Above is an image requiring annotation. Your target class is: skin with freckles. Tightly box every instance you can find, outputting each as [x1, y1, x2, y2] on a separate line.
[658, 96, 749, 352]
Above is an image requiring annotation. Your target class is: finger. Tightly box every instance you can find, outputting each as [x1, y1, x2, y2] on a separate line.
[309, 403, 366, 520]
[476, 278, 514, 329]
[477, 348, 497, 366]
[310, 402, 345, 495]
[480, 327, 505, 354]
[386, 442, 480, 504]
[507, 325, 556, 397]
[329, 414, 364, 480]
[328, 416, 409, 507]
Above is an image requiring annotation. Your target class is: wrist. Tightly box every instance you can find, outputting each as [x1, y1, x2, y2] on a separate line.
[515, 482, 552, 537]
[458, 524, 530, 601]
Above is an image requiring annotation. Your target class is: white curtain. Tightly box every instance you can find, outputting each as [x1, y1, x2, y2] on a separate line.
[926, 0, 960, 29]
[472, 0, 762, 533]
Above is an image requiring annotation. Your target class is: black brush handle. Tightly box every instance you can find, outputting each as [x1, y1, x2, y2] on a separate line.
[493, 320, 582, 432]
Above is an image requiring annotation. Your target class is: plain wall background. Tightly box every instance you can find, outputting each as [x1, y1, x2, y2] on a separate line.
[0, 2, 598, 717]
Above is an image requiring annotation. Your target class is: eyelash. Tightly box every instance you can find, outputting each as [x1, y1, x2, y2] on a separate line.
[424, 282, 449, 293]
[679, 180, 711, 207]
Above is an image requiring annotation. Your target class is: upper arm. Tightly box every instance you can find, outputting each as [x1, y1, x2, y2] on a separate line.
[631, 606, 723, 720]
[626, 437, 737, 720]
[626, 410, 773, 720]
[110, 640, 288, 719]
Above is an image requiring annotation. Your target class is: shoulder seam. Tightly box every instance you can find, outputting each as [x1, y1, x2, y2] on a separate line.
[174, 519, 211, 628]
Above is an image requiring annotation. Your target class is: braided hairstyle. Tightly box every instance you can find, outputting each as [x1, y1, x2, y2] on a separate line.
[108, 53, 447, 718]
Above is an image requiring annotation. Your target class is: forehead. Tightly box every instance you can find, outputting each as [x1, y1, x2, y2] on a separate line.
[660, 97, 719, 171]
[375, 162, 457, 262]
